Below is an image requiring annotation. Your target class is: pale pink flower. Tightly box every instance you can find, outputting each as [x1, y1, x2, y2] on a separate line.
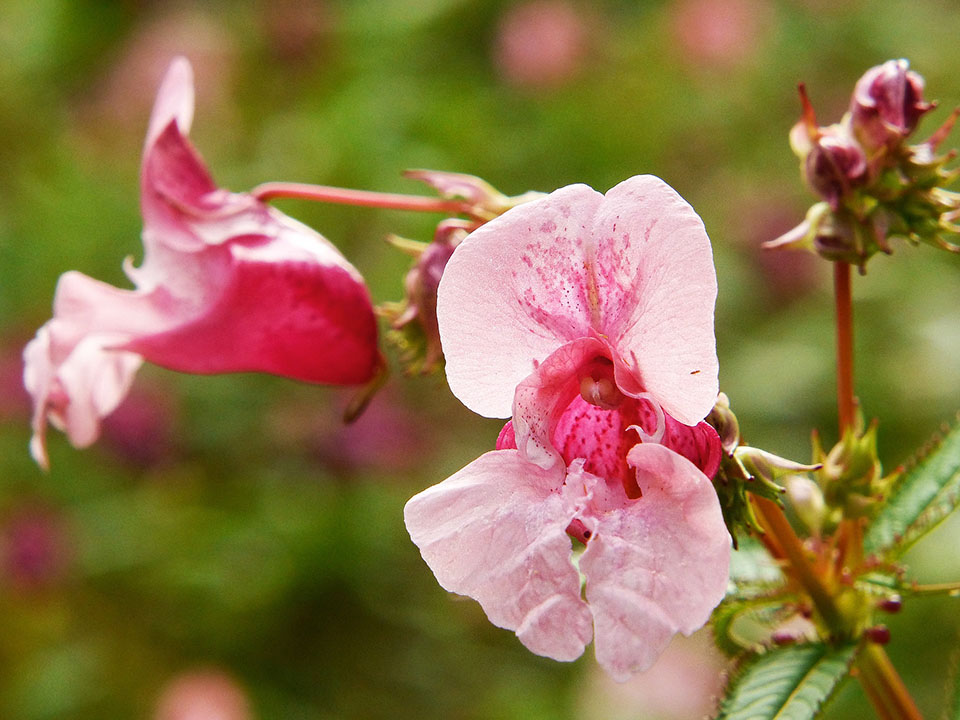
[24, 57, 379, 468]
[405, 176, 730, 680]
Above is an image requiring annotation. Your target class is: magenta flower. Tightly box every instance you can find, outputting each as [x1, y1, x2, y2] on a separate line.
[404, 176, 730, 680]
[23, 57, 380, 468]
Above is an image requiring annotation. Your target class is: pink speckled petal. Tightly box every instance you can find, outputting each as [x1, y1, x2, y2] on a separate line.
[579, 443, 730, 681]
[438, 184, 603, 418]
[404, 450, 593, 661]
[590, 176, 718, 425]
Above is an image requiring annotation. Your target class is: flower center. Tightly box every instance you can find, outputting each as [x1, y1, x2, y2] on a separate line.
[577, 357, 625, 410]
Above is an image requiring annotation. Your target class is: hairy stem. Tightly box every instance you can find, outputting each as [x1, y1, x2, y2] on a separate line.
[752, 496, 844, 633]
[834, 261, 856, 434]
[251, 181, 478, 217]
[752, 496, 923, 718]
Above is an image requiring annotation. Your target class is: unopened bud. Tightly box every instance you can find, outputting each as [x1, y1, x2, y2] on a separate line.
[784, 474, 826, 534]
[706, 392, 740, 455]
[851, 59, 933, 152]
[736, 446, 821, 484]
[804, 126, 867, 209]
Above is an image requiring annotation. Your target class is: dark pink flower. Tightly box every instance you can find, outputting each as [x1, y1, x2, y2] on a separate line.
[405, 176, 730, 680]
[24, 58, 379, 468]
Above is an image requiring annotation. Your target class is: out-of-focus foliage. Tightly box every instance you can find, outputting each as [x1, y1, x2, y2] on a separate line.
[2, 1, 960, 718]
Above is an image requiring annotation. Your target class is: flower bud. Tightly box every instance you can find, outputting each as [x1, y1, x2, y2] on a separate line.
[388, 220, 470, 371]
[850, 59, 933, 152]
[784, 474, 826, 535]
[705, 392, 739, 455]
[803, 126, 867, 209]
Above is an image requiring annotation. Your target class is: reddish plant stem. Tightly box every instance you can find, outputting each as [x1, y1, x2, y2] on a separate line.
[251, 181, 478, 217]
[858, 643, 924, 720]
[752, 496, 842, 633]
[834, 261, 856, 434]
[752, 496, 923, 719]
[829, 261, 921, 718]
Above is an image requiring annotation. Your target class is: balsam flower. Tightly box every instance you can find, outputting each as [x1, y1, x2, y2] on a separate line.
[24, 57, 379, 468]
[404, 176, 730, 680]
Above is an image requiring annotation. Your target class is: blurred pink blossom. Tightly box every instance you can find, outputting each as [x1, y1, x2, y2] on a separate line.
[153, 670, 252, 720]
[494, 1, 588, 89]
[405, 176, 730, 680]
[671, 0, 771, 71]
[24, 58, 380, 468]
[1, 505, 70, 591]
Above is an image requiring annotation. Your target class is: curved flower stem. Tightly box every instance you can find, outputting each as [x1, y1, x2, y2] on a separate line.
[251, 181, 478, 217]
[834, 261, 856, 434]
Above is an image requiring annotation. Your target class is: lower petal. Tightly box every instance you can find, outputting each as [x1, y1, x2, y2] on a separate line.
[404, 450, 593, 661]
[579, 443, 730, 680]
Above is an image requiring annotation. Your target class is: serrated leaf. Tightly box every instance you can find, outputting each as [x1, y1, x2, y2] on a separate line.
[864, 419, 960, 557]
[717, 643, 859, 720]
[713, 596, 795, 657]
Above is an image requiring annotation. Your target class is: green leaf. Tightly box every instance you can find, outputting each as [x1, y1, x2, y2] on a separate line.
[864, 419, 960, 557]
[713, 596, 795, 657]
[728, 536, 786, 589]
[717, 643, 859, 720]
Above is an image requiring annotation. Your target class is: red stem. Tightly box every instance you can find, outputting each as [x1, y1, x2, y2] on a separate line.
[251, 181, 477, 217]
[834, 261, 856, 434]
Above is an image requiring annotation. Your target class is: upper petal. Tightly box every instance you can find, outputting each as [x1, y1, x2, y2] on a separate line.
[404, 450, 593, 661]
[591, 176, 718, 425]
[438, 183, 603, 418]
[578, 443, 730, 680]
[437, 176, 718, 425]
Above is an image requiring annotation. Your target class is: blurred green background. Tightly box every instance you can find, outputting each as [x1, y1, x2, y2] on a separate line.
[1, 1, 959, 718]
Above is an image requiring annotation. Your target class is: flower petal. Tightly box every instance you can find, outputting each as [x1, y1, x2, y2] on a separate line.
[438, 184, 603, 418]
[404, 450, 593, 661]
[579, 443, 730, 680]
[124, 229, 380, 385]
[591, 176, 718, 425]
[146, 56, 194, 148]
[511, 336, 608, 470]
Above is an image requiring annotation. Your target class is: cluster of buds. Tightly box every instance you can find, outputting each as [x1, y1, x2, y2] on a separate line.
[767, 59, 960, 269]
[808, 416, 898, 533]
[380, 171, 542, 373]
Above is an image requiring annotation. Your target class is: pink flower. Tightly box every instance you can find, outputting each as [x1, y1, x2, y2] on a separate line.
[24, 57, 380, 468]
[404, 176, 730, 680]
